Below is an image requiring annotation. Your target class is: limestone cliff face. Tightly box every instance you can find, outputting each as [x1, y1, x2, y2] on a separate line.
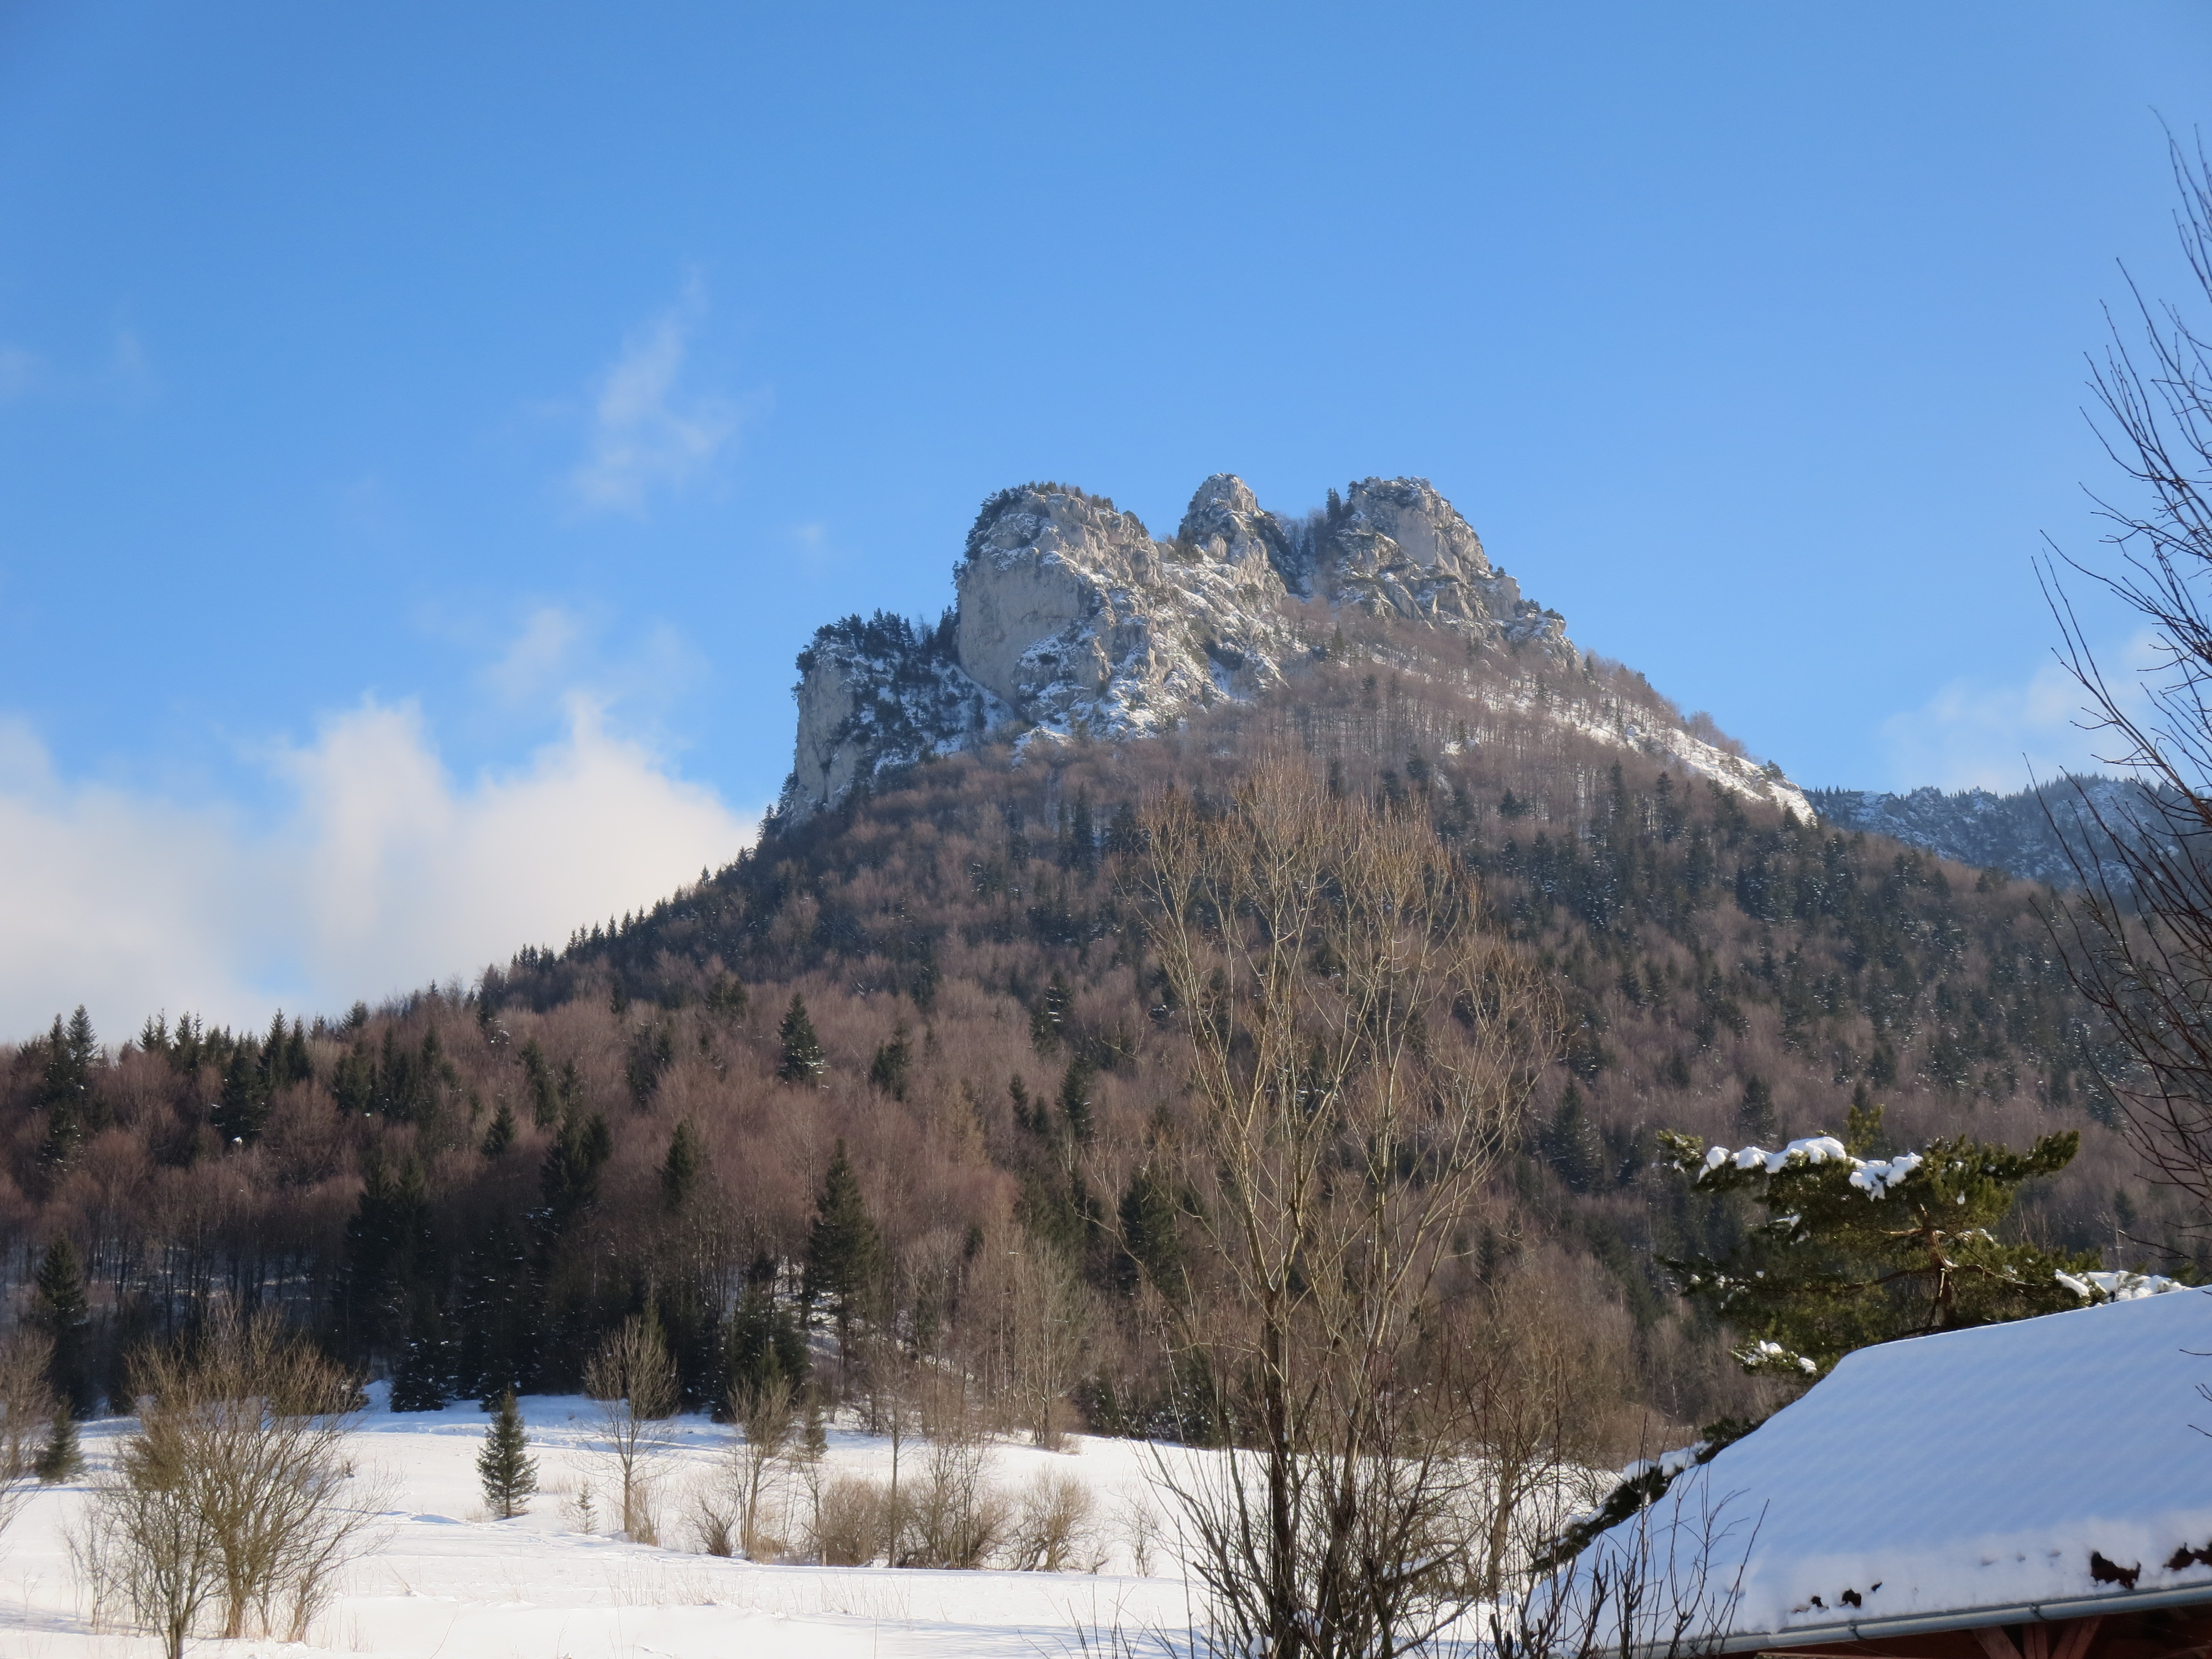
[1328, 477, 1563, 649]
[782, 612, 1009, 818]
[949, 479, 1301, 746]
[778, 471, 1804, 820]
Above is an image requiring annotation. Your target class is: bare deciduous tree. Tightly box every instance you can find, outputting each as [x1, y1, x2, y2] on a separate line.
[1008, 1234, 1089, 1449]
[1443, 1262, 1634, 1598]
[726, 1372, 795, 1558]
[584, 1312, 677, 1542]
[2049, 134, 2212, 1229]
[1129, 759, 1557, 1658]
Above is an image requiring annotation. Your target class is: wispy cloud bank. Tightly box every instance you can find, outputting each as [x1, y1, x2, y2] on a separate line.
[0, 697, 756, 1045]
[570, 278, 744, 514]
[1877, 634, 2157, 791]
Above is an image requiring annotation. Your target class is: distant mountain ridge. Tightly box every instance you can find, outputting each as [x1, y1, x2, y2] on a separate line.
[1807, 776, 2161, 890]
[781, 472, 1810, 820]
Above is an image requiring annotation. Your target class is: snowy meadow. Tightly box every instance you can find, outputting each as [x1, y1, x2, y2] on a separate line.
[0, 1387, 1213, 1659]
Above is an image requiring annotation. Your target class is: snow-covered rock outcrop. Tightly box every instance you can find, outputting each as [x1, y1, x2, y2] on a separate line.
[1327, 476, 1564, 648]
[779, 472, 1804, 819]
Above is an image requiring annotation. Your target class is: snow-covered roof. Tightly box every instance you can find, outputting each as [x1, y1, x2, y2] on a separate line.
[1566, 1289, 2212, 1651]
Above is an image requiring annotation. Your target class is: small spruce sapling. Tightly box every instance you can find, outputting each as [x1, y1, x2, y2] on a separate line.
[478, 1391, 539, 1519]
[35, 1402, 81, 1481]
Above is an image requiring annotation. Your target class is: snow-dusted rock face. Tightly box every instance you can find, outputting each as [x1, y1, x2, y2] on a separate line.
[948, 480, 1306, 752]
[1328, 477, 1565, 649]
[780, 471, 1804, 820]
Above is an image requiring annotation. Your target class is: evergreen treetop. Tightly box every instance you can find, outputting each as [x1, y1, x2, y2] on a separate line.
[661, 1120, 703, 1212]
[803, 1140, 878, 1332]
[481, 1097, 517, 1159]
[775, 995, 826, 1084]
[1657, 1108, 2101, 1380]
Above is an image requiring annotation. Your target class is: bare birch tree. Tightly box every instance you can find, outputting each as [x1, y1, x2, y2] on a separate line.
[1129, 759, 1557, 1658]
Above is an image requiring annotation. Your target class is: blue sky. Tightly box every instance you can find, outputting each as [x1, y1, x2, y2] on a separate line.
[2, 2, 2209, 1036]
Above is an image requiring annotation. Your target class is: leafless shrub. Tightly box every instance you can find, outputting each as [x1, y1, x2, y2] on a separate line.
[810, 1472, 888, 1566]
[1117, 1489, 1164, 1577]
[72, 1308, 375, 1657]
[1499, 1464, 1758, 1659]
[71, 1467, 223, 1659]
[1004, 1467, 1099, 1572]
[691, 1486, 737, 1557]
[901, 1433, 1006, 1568]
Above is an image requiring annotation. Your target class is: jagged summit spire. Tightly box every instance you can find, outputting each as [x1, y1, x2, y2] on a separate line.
[778, 471, 1800, 822]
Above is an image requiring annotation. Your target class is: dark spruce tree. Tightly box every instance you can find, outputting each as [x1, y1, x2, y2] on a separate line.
[481, 1097, 517, 1159]
[340, 1157, 436, 1365]
[213, 1042, 270, 1145]
[661, 1120, 703, 1212]
[390, 1300, 451, 1411]
[452, 1213, 538, 1404]
[38, 1007, 98, 1170]
[803, 1140, 878, 1340]
[867, 1020, 912, 1099]
[775, 995, 826, 1083]
[535, 1111, 613, 1248]
[1116, 1165, 1183, 1298]
[29, 1235, 95, 1417]
[723, 1269, 808, 1412]
[1058, 1056, 1097, 1142]
[478, 1391, 539, 1518]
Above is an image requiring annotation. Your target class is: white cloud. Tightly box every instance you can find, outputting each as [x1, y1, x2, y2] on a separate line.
[0, 700, 757, 1045]
[570, 278, 742, 514]
[481, 606, 585, 706]
[1878, 633, 2157, 791]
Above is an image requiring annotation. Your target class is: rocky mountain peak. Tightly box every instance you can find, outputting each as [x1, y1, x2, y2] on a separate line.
[780, 471, 1806, 822]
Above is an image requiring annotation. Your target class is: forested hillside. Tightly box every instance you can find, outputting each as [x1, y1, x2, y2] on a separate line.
[0, 611, 2180, 1449]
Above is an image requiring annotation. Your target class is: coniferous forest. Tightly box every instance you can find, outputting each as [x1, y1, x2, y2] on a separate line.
[0, 609, 2182, 1454]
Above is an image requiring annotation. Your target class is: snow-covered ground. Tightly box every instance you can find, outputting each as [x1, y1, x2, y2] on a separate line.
[0, 1389, 1206, 1658]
